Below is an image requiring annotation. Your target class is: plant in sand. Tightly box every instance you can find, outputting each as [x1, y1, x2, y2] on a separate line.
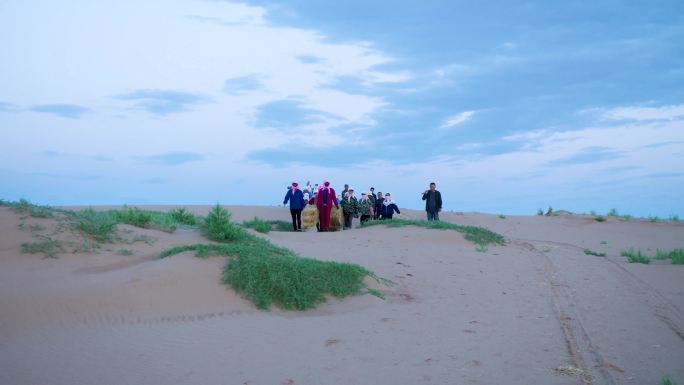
[360, 218, 505, 247]
[242, 217, 273, 233]
[113, 206, 152, 228]
[75, 208, 118, 242]
[21, 238, 64, 258]
[242, 217, 294, 233]
[620, 248, 650, 264]
[161, 236, 389, 310]
[661, 376, 678, 385]
[168, 207, 197, 225]
[583, 249, 606, 257]
[202, 204, 246, 242]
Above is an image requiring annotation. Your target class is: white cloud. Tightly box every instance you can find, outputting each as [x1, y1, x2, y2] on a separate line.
[600, 103, 684, 121]
[440, 111, 475, 128]
[0, 0, 410, 155]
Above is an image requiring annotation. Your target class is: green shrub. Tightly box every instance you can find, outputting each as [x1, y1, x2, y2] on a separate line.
[621, 248, 650, 264]
[21, 239, 64, 258]
[12, 198, 55, 218]
[202, 204, 246, 242]
[161, 235, 388, 310]
[661, 376, 678, 385]
[76, 208, 117, 242]
[583, 249, 606, 257]
[242, 217, 273, 233]
[169, 207, 197, 225]
[594, 215, 606, 222]
[113, 206, 152, 228]
[360, 218, 505, 246]
[668, 249, 684, 264]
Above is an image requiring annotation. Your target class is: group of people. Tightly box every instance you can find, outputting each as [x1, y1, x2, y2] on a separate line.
[283, 180, 443, 232]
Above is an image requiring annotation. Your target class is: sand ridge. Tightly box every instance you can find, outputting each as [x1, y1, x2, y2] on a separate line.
[0, 205, 683, 384]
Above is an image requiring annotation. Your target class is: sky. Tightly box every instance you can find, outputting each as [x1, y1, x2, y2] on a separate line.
[1, 0, 683, 216]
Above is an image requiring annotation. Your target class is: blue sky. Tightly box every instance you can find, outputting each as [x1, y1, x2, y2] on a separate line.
[1, 0, 683, 216]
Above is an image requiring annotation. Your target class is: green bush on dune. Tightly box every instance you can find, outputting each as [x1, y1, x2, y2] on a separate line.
[202, 204, 247, 242]
[361, 218, 506, 247]
[162, 205, 389, 310]
[161, 236, 387, 310]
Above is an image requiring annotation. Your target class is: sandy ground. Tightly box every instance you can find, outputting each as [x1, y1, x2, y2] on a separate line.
[0, 205, 683, 385]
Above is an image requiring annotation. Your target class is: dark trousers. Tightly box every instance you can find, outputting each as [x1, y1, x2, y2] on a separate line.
[360, 214, 371, 224]
[343, 213, 353, 229]
[427, 211, 439, 221]
[290, 208, 302, 230]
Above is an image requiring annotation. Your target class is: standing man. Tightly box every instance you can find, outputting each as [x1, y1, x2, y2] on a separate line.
[316, 180, 339, 232]
[422, 182, 442, 221]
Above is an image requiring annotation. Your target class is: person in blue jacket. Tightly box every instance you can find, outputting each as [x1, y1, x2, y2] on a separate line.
[283, 181, 307, 231]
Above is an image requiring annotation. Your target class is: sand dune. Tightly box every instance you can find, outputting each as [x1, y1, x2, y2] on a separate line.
[0, 205, 682, 385]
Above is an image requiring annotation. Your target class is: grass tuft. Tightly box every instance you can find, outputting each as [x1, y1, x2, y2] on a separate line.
[648, 216, 660, 223]
[75, 208, 118, 242]
[594, 215, 606, 222]
[161, 234, 388, 310]
[21, 238, 64, 258]
[242, 217, 273, 233]
[360, 219, 505, 246]
[116, 248, 134, 256]
[661, 376, 678, 385]
[113, 206, 152, 228]
[584, 249, 606, 257]
[168, 207, 198, 225]
[12, 198, 56, 218]
[621, 248, 650, 264]
[242, 217, 294, 233]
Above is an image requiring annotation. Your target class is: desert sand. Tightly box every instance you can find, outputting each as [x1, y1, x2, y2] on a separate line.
[1, 205, 683, 385]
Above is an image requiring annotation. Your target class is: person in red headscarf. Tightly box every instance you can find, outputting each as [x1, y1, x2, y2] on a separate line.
[316, 180, 339, 232]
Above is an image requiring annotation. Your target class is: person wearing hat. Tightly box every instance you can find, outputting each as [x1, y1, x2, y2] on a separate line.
[358, 192, 373, 224]
[283, 181, 307, 231]
[341, 188, 359, 230]
[380, 193, 401, 219]
[316, 180, 339, 232]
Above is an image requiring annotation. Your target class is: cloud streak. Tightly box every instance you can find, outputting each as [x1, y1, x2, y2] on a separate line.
[601, 103, 684, 121]
[135, 152, 204, 165]
[115, 90, 210, 115]
[440, 111, 475, 128]
[30, 104, 91, 119]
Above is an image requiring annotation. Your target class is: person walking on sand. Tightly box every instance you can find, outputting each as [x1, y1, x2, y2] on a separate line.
[380, 193, 400, 219]
[283, 181, 307, 231]
[374, 191, 384, 220]
[358, 192, 373, 224]
[316, 180, 339, 232]
[422, 182, 442, 221]
[341, 188, 359, 230]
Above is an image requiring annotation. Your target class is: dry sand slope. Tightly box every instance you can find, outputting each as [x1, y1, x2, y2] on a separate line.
[0, 205, 683, 385]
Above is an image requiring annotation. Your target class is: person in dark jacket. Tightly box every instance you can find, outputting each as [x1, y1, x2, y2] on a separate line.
[421, 182, 442, 221]
[283, 181, 307, 231]
[374, 191, 384, 219]
[380, 193, 400, 219]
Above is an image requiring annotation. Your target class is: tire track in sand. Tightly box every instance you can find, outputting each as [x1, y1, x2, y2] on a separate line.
[513, 240, 616, 385]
